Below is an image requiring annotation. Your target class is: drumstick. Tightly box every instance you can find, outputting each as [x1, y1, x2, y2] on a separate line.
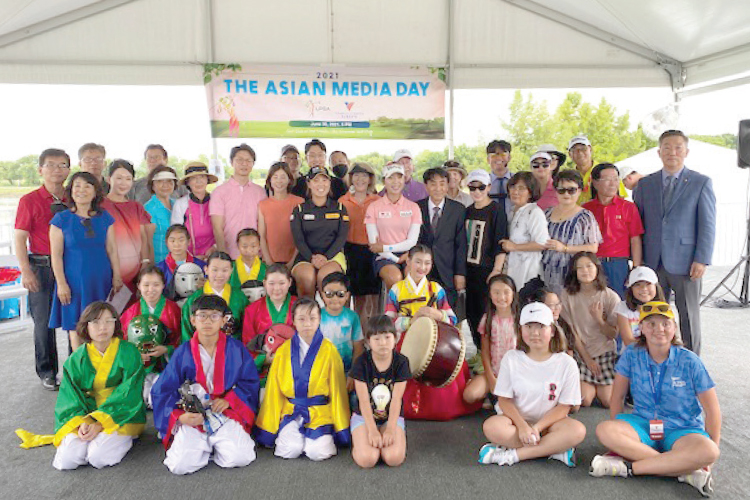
[426, 294, 437, 308]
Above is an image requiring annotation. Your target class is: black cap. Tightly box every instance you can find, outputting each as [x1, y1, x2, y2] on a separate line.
[307, 166, 331, 180]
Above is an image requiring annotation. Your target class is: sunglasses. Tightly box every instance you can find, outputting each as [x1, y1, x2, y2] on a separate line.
[51, 201, 67, 214]
[556, 187, 579, 195]
[468, 185, 487, 192]
[531, 162, 551, 169]
[324, 290, 348, 298]
[641, 303, 671, 314]
[81, 218, 95, 239]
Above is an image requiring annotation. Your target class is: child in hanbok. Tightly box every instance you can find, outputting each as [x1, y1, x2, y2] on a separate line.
[384, 244, 481, 420]
[120, 265, 181, 406]
[181, 251, 248, 342]
[255, 298, 351, 460]
[151, 294, 260, 475]
[16, 302, 145, 470]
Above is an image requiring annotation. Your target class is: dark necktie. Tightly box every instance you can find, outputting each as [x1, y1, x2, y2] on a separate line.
[663, 175, 676, 209]
[431, 206, 441, 231]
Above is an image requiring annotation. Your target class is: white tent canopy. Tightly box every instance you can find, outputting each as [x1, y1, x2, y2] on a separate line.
[0, 0, 749, 95]
[617, 140, 748, 266]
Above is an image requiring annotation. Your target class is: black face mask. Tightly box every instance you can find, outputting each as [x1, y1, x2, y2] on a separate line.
[332, 164, 348, 179]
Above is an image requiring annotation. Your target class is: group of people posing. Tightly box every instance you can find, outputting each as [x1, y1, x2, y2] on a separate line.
[14, 130, 719, 496]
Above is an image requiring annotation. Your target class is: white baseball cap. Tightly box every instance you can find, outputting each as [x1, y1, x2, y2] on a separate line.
[520, 302, 554, 326]
[382, 163, 405, 179]
[568, 135, 591, 150]
[627, 266, 659, 287]
[393, 149, 412, 163]
[618, 165, 638, 180]
[466, 169, 491, 186]
[530, 152, 552, 164]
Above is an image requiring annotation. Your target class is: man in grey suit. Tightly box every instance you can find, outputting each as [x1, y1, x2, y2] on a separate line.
[634, 130, 716, 354]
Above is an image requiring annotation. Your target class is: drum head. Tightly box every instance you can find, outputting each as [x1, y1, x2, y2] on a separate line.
[399, 316, 438, 377]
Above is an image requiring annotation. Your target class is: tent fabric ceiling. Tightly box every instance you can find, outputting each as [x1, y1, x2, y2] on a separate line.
[0, 0, 748, 91]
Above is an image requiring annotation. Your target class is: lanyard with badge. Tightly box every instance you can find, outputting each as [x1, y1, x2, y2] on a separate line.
[648, 358, 668, 440]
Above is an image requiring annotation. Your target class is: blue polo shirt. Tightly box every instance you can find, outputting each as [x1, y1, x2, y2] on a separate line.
[616, 344, 714, 430]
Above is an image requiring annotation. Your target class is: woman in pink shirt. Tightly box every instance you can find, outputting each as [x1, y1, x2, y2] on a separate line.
[531, 152, 559, 211]
[364, 164, 422, 291]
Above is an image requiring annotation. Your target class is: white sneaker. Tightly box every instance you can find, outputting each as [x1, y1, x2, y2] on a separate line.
[549, 448, 576, 467]
[678, 467, 714, 497]
[589, 454, 629, 478]
[478, 444, 517, 466]
[478, 444, 502, 464]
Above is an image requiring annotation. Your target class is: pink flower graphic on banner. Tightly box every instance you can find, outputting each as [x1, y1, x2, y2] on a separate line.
[216, 96, 239, 137]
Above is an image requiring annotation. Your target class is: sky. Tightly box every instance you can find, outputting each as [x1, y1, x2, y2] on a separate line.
[0, 82, 748, 167]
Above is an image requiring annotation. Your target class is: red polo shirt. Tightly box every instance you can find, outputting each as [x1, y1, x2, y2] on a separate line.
[583, 196, 644, 258]
[14, 185, 64, 255]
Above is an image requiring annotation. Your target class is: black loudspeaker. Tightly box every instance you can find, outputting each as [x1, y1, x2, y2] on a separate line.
[739, 119, 750, 168]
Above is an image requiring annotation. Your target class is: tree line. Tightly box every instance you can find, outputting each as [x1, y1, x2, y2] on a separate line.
[0, 92, 737, 187]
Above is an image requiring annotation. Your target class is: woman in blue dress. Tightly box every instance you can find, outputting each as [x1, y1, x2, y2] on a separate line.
[144, 165, 178, 263]
[49, 172, 122, 350]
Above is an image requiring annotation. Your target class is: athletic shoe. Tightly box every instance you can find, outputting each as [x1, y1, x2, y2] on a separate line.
[589, 454, 629, 478]
[41, 376, 58, 391]
[678, 467, 714, 497]
[478, 444, 501, 464]
[549, 448, 576, 467]
[478, 444, 517, 466]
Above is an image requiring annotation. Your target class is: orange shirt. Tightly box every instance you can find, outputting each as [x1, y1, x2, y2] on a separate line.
[259, 194, 304, 263]
[339, 192, 380, 245]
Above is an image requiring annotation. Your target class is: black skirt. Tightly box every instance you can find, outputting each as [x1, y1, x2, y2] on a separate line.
[344, 242, 380, 296]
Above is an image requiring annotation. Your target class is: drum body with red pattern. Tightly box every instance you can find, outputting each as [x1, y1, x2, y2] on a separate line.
[399, 316, 466, 388]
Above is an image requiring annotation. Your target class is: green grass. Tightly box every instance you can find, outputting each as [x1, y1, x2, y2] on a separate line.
[0, 186, 35, 198]
[211, 120, 445, 140]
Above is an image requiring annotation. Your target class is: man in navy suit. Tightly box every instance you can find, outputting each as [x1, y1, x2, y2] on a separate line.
[634, 130, 716, 354]
[417, 167, 467, 308]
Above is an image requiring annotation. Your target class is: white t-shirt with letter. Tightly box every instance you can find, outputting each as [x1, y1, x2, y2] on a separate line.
[493, 350, 581, 424]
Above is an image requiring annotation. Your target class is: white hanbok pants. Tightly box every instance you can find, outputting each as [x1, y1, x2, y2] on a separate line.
[164, 418, 256, 475]
[53, 433, 134, 470]
[274, 419, 336, 461]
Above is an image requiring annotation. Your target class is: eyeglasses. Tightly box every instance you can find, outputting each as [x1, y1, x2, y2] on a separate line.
[641, 303, 671, 314]
[234, 158, 254, 165]
[43, 162, 70, 170]
[194, 312, 224, 322]
[81, 218, 95, 239]
[89, 318, 116, 327]
[531, 162, 551, 169]
[81, 157, 104, 165]
[509, 184, 528, 192]
[468, 185, 487, 192]
[597, 176, 620, 183]
[556, 187, 579, 195]
[324, 290, 348, 298]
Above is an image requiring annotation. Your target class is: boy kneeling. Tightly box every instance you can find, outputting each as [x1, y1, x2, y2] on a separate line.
[151, 295, 260, 475]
